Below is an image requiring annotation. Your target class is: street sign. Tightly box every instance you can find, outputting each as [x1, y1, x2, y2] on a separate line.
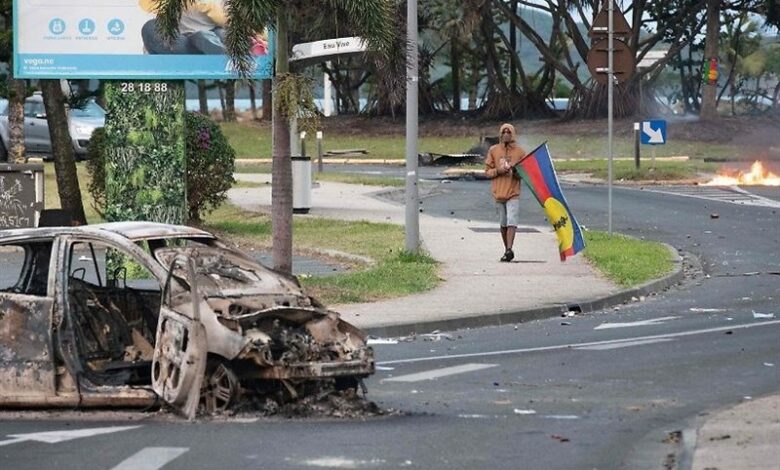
[637, 50, 668, 69]
[588, 1, 632, 39]
[290, 37, 367, 63]
[641, 120, 667, 145]
[586, 39, 635, 85]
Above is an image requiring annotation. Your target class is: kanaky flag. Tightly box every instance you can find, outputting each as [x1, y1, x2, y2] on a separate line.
[514, 142, 585, 261]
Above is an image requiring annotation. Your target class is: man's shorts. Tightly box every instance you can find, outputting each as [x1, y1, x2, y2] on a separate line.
[496, 197, 521, 227]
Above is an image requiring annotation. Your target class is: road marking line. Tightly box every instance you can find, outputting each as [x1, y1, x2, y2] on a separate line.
[594, 316, 679, 330]
[0, 426, 142, 447]
[383, 363, 497, 382]
[112, 447, 189, 470]
[575, 338, 673, 350]
[376, 320, 780, 365]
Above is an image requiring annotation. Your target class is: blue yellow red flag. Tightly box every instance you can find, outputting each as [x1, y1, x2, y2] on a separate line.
[514, 142, 585, 261]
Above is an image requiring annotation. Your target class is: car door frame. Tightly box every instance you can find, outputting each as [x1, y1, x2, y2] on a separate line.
[0, 235, 59, 404]
[151, 254, 207, 419]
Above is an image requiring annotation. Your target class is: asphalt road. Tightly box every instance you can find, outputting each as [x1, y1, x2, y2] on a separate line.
[1, 180, 779, 470]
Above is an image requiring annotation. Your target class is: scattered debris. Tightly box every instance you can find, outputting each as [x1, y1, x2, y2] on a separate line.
[367, 338, 399, 345]
[710, 213, 719, 219]
[752, 311, 775, 319]
[543, 415, 580, 420]
[561, 321, 572, 326]
[550, 434, 570, 442]
[420, 331, 455, 342]
[663, 430, 683, 444]
[513, 409, 537, 415]
[764, 363, 775, 367]
[710, 434, 731, 441]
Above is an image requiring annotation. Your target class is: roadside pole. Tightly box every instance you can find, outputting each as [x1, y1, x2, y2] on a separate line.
[634, 122, 640, 169]
[607, 0, 614, 235]
[405, 0, 420, 252]
[317, 131, 323, 173]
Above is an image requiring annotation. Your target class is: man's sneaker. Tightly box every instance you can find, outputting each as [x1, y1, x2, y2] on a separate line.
[500, 249, 514, 262]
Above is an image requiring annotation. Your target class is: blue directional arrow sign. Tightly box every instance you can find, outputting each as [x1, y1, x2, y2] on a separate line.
[641, 119, 667, 145]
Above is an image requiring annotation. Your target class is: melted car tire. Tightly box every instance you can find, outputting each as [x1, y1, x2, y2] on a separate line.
[201, 361, 240, 414]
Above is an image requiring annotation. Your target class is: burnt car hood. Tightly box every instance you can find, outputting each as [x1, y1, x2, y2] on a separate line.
[155, 246, 305, 300]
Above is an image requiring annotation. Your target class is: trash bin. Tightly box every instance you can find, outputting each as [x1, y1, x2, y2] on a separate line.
[0, 163, 44, 229]
[292, 156, 312, 214]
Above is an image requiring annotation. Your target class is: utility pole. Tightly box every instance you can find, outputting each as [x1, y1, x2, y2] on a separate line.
[405, 0, 420, 252]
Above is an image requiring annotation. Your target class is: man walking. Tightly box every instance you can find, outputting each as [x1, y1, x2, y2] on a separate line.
[484, 123, 526, 262]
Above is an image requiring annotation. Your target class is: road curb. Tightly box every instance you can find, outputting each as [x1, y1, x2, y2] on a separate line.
[362, 243, 685, 338]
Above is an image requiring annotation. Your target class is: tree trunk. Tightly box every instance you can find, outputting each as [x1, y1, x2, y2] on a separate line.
[197, 80, 209, 114]
[468, 58, 479, 110]
[40, 79, 87, 225]
[272, 12, 293, 275]
[566, 80, 639, 120]
[7, 75, 26, 164]
[509, 0, 517, 94]
[224, 80, 236, 122]
[218, 82, 226, 117]
[451, 40, 461, 112]
[261, 79, 272, 120]
[700, 0, 720, 120]
[249, 81, 258, 120]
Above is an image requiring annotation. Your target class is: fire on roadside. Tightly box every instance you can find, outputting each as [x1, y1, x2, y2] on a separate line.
[702, 161, 780, 186]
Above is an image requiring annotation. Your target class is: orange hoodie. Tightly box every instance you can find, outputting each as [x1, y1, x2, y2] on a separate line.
[484, 123, 526, 202]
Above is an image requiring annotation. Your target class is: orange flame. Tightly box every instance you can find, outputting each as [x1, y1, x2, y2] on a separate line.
[703, 161, 780, 186]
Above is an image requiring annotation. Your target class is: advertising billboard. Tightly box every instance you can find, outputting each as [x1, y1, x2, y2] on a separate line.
[13, 0, 274, 79]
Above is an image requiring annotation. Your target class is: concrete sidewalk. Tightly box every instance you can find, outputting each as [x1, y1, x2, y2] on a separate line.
[227, 174, 777, 469]
[228, 174, 622, 335]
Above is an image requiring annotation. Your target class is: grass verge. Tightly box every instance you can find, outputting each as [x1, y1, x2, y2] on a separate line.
[203, 204, 440, 305]
[221, 121, 740, 162]
[583, 231, 675, 287]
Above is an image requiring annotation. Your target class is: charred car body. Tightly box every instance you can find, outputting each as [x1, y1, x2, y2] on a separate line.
[0, 222, 374, 417]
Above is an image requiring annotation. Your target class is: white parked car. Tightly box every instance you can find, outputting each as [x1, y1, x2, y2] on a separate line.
[0, 93, 104, 161]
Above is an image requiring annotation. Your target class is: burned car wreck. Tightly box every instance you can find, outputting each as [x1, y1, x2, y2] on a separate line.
[0, 222, 374, 418]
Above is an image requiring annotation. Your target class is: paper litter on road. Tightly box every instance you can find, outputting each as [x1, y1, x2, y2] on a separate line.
[764, 363, 775, 367]
[420, 333, 454, 341]
[752, 311, 775, 319]
[513, 409, 537, 415]
[689, 308, 726, 313]
[367, 338, 399, 345]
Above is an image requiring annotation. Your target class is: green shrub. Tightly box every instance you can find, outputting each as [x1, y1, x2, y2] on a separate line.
[86, 111, 236, 223]
[185, 112, 236, 222]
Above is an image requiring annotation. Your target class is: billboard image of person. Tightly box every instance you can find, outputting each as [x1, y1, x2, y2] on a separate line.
[13, 0, 272, 79]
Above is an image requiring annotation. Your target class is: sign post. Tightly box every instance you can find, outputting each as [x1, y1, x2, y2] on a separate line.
[640, 119, 667, 169]
[587, 0, 635, 236]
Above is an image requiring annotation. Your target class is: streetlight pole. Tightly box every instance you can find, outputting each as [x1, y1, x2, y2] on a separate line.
[607, 0, 614, 236]
[405, 0, 420, 252]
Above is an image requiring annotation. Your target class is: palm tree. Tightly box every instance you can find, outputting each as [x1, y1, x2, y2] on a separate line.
[0, 2, 26, 163]
[40, 80, 87, 225]
[155, 0, 395, 274]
